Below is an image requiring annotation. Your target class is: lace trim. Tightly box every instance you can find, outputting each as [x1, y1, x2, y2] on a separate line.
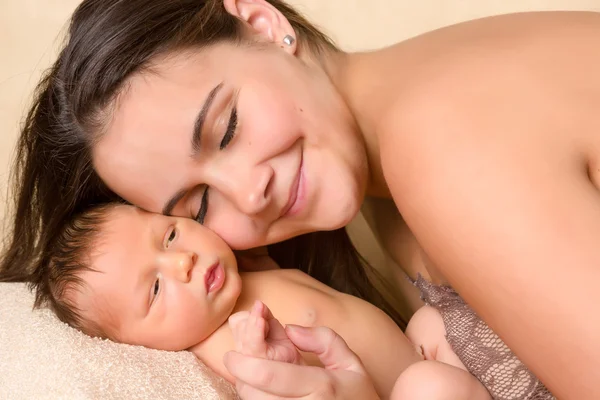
[412, 275, 554, 400]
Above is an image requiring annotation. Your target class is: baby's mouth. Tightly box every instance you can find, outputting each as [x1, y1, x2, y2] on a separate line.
[204, 261, 225, 294]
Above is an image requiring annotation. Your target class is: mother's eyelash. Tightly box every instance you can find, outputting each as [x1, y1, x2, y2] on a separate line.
[195, 187, 209, 224]
[219, 107, 237, 150]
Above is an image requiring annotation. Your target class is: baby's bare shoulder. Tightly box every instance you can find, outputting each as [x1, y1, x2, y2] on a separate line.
[246, 268, 340, 296]
[241, 269, 344, 328]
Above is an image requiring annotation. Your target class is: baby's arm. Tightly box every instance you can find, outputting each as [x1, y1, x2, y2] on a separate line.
[405, 305, 466, 369]
[392, 306, 491, 400]
[391, 360, 492, 400]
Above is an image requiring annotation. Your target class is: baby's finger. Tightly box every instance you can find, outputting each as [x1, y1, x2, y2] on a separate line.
[259, 301, 274, 319]
[252, 300, 271, 338]
[243, 303, 268, 357]
[250, 300, 265, 317]
[228, 311, 250, 330]
[258, 301, 291, 346]
[229, 312, 250, 353]
[236, 320, 251, 353]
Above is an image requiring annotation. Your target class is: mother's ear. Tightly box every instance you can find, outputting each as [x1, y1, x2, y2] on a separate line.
[222, 0, 297, 54]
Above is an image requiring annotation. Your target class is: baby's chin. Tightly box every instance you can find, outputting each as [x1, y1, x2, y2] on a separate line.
[183, 287, 244, 351]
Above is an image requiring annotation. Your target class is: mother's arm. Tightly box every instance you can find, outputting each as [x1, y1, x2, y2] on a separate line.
[381, 99, 600, 399]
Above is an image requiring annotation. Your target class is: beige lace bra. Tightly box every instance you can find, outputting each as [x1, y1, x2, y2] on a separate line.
[413, 275, 555, 400]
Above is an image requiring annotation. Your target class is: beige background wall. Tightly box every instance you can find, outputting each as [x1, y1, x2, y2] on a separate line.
[2, 0, 600, 251]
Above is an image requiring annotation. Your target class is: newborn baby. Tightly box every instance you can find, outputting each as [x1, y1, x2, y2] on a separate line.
[34, 203, 491, 399]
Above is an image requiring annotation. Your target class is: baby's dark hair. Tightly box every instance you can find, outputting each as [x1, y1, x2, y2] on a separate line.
[31, 202, 119, 339]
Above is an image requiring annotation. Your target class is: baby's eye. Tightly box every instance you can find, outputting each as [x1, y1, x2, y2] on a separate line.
[167, 230, 176, 243]
[164, 227, 177, 248]
[152, 279, 160, 298]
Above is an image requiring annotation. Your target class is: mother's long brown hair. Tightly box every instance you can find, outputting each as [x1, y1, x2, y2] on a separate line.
[0, 0, 407, 329]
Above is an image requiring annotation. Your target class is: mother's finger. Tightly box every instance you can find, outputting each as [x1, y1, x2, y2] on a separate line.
[235, 381, 285, 400]
[285, 325, 365, 373]
[224, 351, 329, 397]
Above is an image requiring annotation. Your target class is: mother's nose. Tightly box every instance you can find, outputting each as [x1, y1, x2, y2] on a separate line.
[209, 163, 274, 215]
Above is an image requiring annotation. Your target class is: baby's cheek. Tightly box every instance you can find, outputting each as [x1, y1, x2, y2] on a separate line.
[190, 307, 220, 341]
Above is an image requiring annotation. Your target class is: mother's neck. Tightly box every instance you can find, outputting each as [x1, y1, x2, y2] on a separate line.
[323, 48, 406, 199]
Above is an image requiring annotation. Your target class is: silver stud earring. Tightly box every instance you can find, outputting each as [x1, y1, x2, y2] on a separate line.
[282, 35, 295, 47]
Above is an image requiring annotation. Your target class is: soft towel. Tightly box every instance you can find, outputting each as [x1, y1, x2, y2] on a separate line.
[0, 282, 238, 400]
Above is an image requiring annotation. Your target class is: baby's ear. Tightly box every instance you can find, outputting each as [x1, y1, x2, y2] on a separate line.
[222, 0, 297, 54]
[235, 253, 281, 272]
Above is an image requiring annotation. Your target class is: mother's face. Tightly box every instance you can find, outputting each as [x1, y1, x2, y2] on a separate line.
[93, 43, 367, 249]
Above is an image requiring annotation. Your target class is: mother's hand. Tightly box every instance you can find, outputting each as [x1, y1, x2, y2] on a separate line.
[224, 325, 380, 399]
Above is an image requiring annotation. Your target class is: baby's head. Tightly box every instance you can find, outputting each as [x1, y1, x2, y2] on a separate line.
[34, 203, 242, 351]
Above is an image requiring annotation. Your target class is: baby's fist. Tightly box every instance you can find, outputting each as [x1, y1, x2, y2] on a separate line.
[228, 300, 304, 365]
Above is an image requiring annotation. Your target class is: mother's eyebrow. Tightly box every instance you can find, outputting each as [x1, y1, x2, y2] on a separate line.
[190, 81, 224, 157]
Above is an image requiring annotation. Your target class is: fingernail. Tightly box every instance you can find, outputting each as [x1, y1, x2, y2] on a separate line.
[285, 324, 308, 335]
[252, 300, 262, 314]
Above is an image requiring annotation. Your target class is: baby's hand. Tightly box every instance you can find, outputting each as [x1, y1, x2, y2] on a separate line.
[228, 300, 304, 365]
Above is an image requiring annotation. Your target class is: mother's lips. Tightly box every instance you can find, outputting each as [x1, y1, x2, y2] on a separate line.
[280, 158, 302, 218]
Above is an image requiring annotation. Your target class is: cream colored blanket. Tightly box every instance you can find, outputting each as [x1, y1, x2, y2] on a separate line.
[0, 283, 238, 400]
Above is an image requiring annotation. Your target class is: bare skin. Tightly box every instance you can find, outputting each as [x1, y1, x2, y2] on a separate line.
[225, 297, 491, 400]
[90, 3, 600, 397]
[195, 268, 420, 396]
[73, 205, 486, 399]
[342, 12, 600, 398]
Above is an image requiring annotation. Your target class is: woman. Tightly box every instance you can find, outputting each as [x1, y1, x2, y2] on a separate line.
[1, 0, 599, 397]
